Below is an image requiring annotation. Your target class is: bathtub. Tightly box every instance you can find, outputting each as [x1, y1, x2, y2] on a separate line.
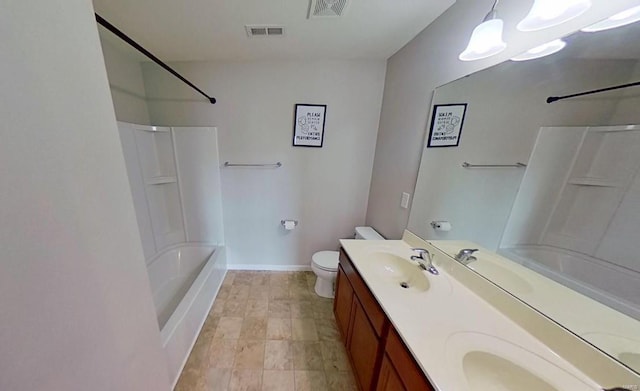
[500, 245, 640, 320]
[146, 244, 227, 388]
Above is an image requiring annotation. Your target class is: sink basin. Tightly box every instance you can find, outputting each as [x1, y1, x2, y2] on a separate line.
[468, 261, 534, 294]
[446, 332, 596, 391]
[367, 252, 430, 292]
[463, 351, 558, 390]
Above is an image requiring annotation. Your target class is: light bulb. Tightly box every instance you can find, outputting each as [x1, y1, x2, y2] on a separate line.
[518, 0, 591, 32]
[459, 19, 507, 61]
[511, 39, 567, 61]
[581, 5, 640, 32]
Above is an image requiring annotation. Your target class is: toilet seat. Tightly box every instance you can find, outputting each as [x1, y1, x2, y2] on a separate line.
[312, 250, 339, 272]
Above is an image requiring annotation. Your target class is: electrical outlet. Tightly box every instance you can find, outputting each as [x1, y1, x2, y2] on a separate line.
[401, 192, 411, 209]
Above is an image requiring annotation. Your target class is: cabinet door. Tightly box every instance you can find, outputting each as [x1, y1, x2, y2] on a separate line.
[349, 297, 380, 391]
[376, 355, 406, 391]
[334, 265, 354, 342]
[385, 327, 435, 391]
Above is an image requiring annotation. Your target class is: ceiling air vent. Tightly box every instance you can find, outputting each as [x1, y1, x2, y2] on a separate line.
[245, 25, 285, 37]
[308, 0, 350, 18]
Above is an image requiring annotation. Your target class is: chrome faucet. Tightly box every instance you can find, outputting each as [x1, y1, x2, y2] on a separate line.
[455, 248, 478, 265]
[411, 248, 439, 275]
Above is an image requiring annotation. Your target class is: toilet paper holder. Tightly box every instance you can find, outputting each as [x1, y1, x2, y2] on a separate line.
[281, 220, 299, 227]
[430, 220, 452, 231]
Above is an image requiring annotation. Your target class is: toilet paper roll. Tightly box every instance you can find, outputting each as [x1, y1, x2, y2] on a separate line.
[283, 220, 296, 230]
[431, 221, 452, 232]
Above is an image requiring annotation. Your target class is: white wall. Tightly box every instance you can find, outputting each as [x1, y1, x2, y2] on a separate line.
[366, 0, 640, 239]
[0, 1, 169, 390]
[141, 60, 386, 268]
[99, 35, 151, 125]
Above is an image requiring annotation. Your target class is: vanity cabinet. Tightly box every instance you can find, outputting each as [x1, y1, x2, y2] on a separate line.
[335, 256, 384, 391]
[334, 249, 434, 391]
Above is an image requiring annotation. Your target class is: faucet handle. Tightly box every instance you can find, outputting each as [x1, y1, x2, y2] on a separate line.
[457, 248, 478, 257]
[411, 248, 438, 275]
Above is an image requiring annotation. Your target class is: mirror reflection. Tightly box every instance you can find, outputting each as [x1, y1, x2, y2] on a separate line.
[418, 20, 640, 374]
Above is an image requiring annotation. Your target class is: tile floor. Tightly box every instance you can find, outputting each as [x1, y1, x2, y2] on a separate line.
[175, 270, 357, 391]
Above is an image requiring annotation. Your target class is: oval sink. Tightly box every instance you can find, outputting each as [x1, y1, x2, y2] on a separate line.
[367, 252, 430, 292]
[468, 261, 534, 294]
[446, 332, 596, 391]
[463, 351, 558, 390]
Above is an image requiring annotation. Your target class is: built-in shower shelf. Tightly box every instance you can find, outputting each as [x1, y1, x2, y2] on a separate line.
[568, 177, 620, 188]
[146, 176, 177, 185]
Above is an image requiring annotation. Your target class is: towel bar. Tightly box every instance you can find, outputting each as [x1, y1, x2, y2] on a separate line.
[223, 162, 282, 168]
[462, 162, 527, 168]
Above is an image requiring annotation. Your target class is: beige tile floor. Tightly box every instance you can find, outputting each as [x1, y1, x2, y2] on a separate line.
[175, 271, 357, 391]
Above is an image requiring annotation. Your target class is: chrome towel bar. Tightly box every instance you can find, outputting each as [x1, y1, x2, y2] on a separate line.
[224, 162, 282, 168]
[462, 162, 527, 168]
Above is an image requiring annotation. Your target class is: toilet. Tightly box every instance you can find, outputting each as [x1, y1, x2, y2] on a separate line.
[311, 226, 384, 298]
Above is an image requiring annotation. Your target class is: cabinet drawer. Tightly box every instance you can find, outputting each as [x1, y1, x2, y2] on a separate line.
[339, 248, 387, 336]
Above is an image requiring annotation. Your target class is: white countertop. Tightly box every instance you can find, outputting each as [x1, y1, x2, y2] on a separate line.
[429, 240, 640, 372]
[339, 232, 640, 391]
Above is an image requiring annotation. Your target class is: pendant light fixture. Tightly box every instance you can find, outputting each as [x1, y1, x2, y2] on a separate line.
[510, 39, 567, 61]
[459, 0, 507, 62]
[581, 5, 640, 32]
[517, 0, 591, 32]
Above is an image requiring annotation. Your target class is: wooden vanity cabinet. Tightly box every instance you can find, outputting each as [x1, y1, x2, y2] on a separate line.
[334, 248, 434, 391]
[334, 250, 386, 391]
[334, 264, 354, 343]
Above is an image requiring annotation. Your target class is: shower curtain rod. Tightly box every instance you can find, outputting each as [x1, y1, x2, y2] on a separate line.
[547, 80, 640, 104]
[95, 14, 216, 104]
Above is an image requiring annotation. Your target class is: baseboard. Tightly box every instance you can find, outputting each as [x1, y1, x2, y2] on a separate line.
[228, 264, 312, 272]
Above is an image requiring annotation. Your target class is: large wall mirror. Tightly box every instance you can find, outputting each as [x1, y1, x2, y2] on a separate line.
[411, 19, 640, 375]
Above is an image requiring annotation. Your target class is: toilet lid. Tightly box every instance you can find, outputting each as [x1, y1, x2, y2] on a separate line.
[312, 251, 339, 271]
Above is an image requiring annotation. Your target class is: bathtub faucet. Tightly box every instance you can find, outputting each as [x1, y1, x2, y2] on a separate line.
[455, 248, 478, 265]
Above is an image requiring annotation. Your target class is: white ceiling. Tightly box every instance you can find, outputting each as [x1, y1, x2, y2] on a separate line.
[92, 0, 456, 62]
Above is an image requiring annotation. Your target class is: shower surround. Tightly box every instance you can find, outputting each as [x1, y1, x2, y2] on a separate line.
[118, 122, 227, 387]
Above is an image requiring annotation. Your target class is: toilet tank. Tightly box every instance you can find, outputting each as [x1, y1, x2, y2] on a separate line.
[354, 226, 384, 240]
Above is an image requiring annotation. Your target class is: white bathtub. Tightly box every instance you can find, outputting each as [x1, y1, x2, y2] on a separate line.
[500, 245, 640, 320]
[146, 244, 227, 388]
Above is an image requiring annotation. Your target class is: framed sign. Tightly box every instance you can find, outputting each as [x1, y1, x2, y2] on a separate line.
[293, 104, 326, 147]
[427, 103, 467, 148]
